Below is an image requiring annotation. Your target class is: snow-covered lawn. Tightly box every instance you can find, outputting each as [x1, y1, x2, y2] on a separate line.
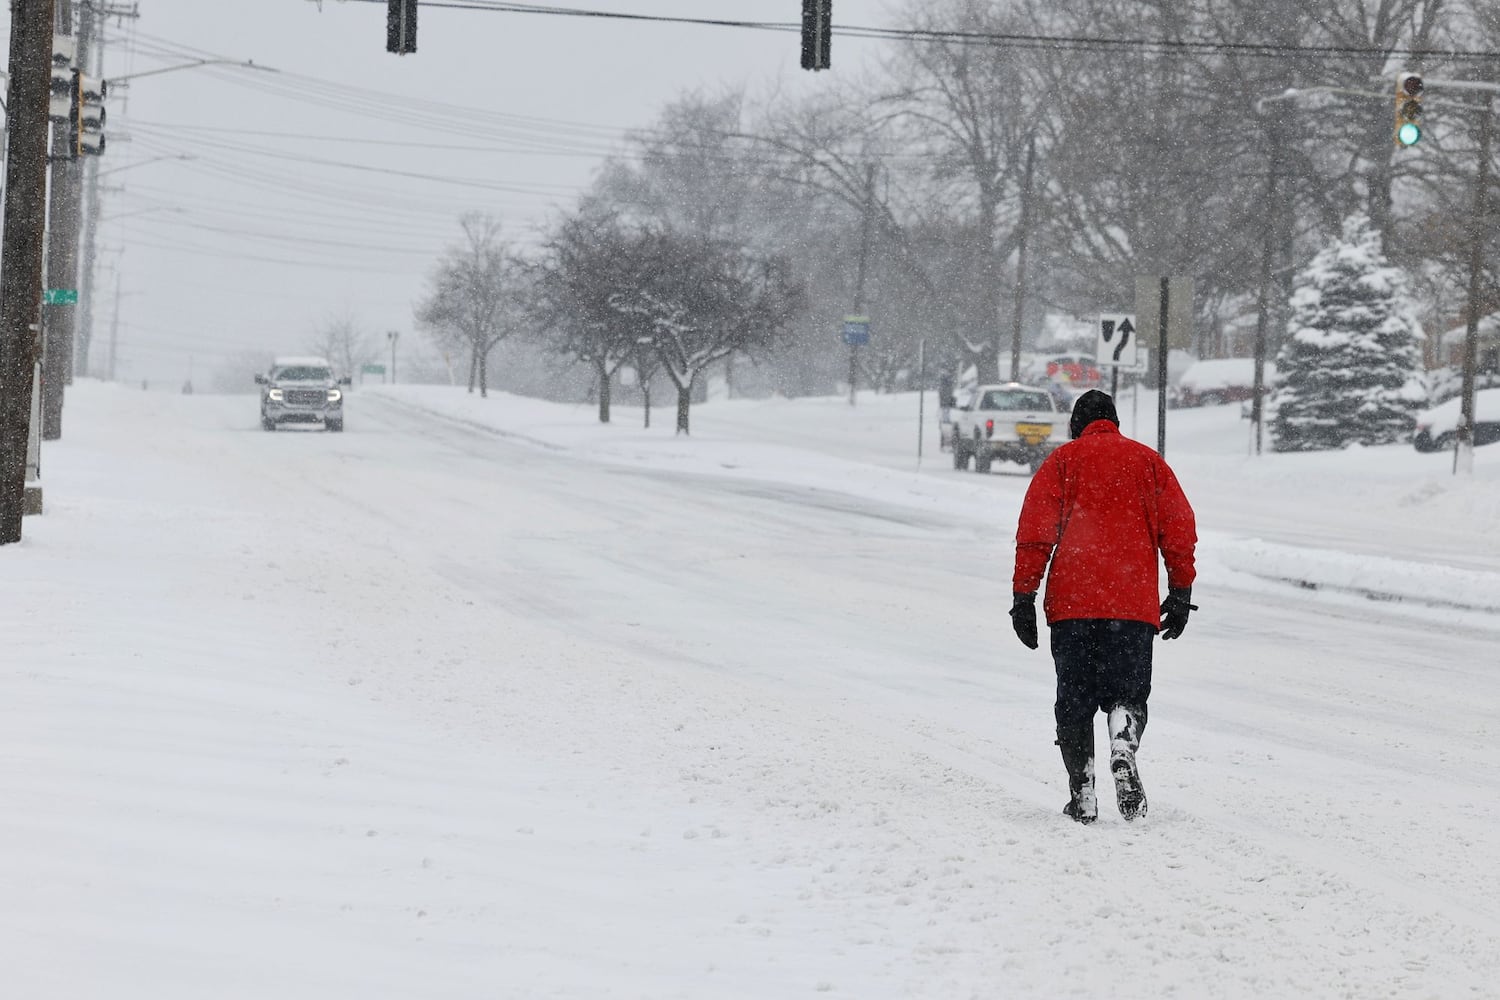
[3, 381, 1498, 998]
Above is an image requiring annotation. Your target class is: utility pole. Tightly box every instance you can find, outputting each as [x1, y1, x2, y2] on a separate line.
[387, 330, 399, 384]
[1008, 135, 1036, 382]
[75, 1, 135, 378]
[0, 0, 56, 543]
[76, 3, 103, 378]
[76, 156, 100, 374]
[849, 161, 874, 406]
[40, 0, 84, 440]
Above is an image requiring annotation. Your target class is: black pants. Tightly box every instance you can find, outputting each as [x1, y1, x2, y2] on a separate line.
[1051, 619, 1155, 769]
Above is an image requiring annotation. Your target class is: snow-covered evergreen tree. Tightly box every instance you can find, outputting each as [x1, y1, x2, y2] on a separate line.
[1271, 214, 1427, 452]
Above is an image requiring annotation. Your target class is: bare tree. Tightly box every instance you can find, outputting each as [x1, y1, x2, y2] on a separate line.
[612, 228, 805, 434]
[306, 312, 377, 380]
[875, 0, 1047, 381]
[596, 89, 757, 240]
[527, 205, 646, 423]
[415, 213, 520, 398]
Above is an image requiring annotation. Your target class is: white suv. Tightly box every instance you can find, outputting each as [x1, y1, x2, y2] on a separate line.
[255, 356, 350, 432]
[950, 382, 1066, 474]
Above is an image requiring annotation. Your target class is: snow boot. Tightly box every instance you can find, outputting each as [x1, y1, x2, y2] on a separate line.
[1108, 706, 1147, 821]
[1063, 783, 1098, 824]
[1057, 737, 1097, 825]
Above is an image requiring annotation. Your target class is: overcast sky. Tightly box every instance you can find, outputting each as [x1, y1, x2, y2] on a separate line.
[15, 1, 901, 386]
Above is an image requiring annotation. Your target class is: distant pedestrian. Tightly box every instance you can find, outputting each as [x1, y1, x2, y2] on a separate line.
[1009, 390, 1198, 824]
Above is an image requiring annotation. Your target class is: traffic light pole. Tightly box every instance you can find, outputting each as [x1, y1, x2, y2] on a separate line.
[1456, 93, 1492, 476]
[0, 0, 55, 543]
[1412, 76, 1500, 475]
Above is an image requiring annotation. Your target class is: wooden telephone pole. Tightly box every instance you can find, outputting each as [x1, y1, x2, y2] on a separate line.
[0, 0, 56, 543]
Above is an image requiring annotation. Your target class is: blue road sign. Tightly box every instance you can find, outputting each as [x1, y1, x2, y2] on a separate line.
[842, 316, 870, 346]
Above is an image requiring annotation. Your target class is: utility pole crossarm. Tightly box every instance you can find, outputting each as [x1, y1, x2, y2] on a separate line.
[108, 58, 271, 84]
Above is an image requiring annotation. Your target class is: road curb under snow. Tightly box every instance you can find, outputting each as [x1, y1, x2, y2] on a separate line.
[1215, 538, 1500, 614]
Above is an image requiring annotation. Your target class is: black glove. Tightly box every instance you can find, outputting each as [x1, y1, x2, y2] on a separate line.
[1010, 592, 1039, 649]
[1159, 587, 1197, 640]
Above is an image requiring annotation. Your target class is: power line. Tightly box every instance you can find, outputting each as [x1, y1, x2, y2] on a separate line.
[321, 0, 1500, 61]
[129, 125, 587, 195]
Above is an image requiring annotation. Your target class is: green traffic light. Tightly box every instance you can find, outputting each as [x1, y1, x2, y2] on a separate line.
[1398, 122, 1422, 146]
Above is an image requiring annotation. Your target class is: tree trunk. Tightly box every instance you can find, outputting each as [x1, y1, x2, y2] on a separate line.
[467, 344, 478, 393]
[596, 357, 611, 423]
[675, 382, 692, 435]
[479, 347, 489, 398]
[642, 380, 651, 429]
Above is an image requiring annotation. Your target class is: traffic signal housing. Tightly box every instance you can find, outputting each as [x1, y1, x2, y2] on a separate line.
[49, 36, 75, 122]
[71, 71, 107, 157]
[387, 0, 417, 54]
[801, 0, 832, 71]
[1395, 72, 1423, 147]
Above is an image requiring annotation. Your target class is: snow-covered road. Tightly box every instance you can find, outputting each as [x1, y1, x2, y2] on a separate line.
[4, 383, 1499, 998]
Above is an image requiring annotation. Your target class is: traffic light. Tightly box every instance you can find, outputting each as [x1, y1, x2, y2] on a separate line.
[71, 71, 107, 157]
[387, 0, 418, 54]
[49, 36, 75, 122]
[1395, 72, 1424, 147]
[801, 0, 832, 71]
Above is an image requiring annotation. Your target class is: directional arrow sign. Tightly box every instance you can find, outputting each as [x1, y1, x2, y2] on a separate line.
[1096, 313, 1139, 368]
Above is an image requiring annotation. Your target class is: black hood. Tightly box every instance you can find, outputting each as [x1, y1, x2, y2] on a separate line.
[1069, 389, 1120, 440]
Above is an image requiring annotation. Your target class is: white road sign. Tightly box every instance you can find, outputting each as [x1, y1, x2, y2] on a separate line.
[1096, 314, 1139, 368]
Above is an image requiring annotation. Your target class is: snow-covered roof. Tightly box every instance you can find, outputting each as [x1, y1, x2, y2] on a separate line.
[1440, 312, 1500, 347]
[1416, 386, 1500, 427]
[1037, 314, 1096, 350]
[1178, 357, 1277, 390]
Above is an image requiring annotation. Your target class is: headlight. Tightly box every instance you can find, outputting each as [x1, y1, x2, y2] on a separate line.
[267, 388, 284, 401]
[327, 388, 342, 403]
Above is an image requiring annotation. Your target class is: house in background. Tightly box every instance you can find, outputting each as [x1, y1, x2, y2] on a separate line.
[1437, 313, 1500, 374]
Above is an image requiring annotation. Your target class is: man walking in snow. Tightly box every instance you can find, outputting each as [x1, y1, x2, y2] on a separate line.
[1009, 390, 1197, 824]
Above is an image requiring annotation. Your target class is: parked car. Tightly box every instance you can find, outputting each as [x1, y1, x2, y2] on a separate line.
[255, 356, 351, 432]
[1041, 353, 1102, 388]
[1412, 387, 1500, 452]
[1173, 358, 1277, 408]
[949, 382, 1066, 474]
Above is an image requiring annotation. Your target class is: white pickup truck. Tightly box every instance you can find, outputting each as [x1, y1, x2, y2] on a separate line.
[949, 382, 1066, 474]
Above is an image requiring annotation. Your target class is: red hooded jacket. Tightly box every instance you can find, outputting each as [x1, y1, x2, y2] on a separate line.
[1013, 421, 1197, 626]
